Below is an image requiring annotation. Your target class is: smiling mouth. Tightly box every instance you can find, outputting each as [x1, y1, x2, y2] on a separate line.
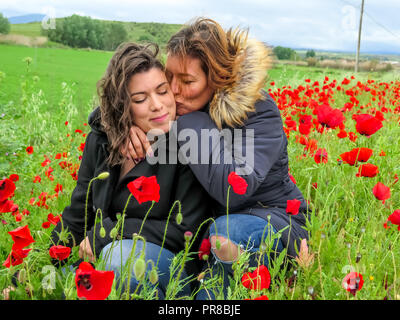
[151, 113, 169, 122]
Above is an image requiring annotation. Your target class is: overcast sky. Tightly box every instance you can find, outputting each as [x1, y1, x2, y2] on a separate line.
[1, 0, 399, 54]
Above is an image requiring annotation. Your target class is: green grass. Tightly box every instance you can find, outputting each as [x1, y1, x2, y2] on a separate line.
[10, 22, 42, 37]
[0, 44, 113, 114]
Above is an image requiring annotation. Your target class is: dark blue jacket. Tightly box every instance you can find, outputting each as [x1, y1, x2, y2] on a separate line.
[175, 92, 310, 259]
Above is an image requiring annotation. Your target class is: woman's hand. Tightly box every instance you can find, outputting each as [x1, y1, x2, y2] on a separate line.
[79, 237, 95, 263]
[120, 125, 152, 161]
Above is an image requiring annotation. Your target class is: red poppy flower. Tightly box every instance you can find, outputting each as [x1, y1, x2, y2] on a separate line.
[0, 199, 18, 213]
[253, 295, 269, 300]
[372, 182, 391, 204]
[47, 213, 61, 225]
[286, 199, 301, 215]
[33, 175, 41, 183]
[340, 148, 373, 166]
[0, 178, 16, 202]
[354, 114, 383, 136]
[228, 172, 248, 195]
[49, 245, 71, 261]
[3, 248, 32, 268]
[41, 158, 51, 167]
[384, 210, 400, 230]
[342, 272, 364, 296]
[75, 262, 115, 300]
[26, 146, 33, 154]
[198, 238, 211, 260]
[54, 184, 63, 193]
[317, 104, 345, 129]
[9, 174, 19, 182]
[241, 265, 271, 290]
[78, 142, 85, 152]
[356, 164, 379, 177]
[314, 148, 328, 164]
[8, 225, 35, 250]
[127, 176, 160, 204]
[42, 221, 51, 229]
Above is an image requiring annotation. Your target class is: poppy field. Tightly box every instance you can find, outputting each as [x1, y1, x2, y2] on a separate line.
[1, 46, 400, 300]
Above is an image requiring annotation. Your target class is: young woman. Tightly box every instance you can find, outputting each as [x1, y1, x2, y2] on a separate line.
[50, 43, 211, 299]
[122, 18, 311, 299]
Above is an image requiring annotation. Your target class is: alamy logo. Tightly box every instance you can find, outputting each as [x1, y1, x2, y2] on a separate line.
[145, 121, 255, 175]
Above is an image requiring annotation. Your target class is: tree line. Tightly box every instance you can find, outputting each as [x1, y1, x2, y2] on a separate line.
[41, 15, 128, 51]
[0, 13, 11, 34]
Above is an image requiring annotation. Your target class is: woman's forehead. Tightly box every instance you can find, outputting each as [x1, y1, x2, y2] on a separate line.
[166, 54, 203, 77]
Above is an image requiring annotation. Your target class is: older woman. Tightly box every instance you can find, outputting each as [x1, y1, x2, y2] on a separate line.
[122, 18, 310, 300]
[50, 43, 211, 299]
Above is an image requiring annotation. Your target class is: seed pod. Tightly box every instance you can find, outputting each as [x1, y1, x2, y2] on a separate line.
[97, 172, 110, 180]
[176, 212, 183, 225]
[109, 228, 118, 239]
[134, 258, 146, 281]
[149, 268, 158, 285]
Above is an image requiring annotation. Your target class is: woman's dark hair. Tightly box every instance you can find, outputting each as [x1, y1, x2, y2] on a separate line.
[97, 42, 164, 166]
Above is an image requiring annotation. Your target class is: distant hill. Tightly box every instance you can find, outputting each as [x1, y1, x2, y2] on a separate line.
[8, 14, 46, 24]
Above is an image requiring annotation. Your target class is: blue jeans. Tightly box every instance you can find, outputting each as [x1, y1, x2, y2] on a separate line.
[196, 214, 284, 300]
[100, 240, 191, 299]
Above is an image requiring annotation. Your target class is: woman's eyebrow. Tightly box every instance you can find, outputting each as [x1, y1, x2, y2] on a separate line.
[130, 82, 169, 97]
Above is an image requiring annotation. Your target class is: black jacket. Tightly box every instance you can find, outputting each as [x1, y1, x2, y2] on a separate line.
[50, 108, 211, 265]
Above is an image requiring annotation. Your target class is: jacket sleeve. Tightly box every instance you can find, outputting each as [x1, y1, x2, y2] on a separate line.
[175, 95, 285, 209]
[50, 131, 98, 248]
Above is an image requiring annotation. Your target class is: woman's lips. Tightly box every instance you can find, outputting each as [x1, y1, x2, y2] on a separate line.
[151, 113, 169, 122]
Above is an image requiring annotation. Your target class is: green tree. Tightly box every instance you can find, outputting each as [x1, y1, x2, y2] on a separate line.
[0, 13, 11, 34]
[273, 46, 297, 60]
[306, 49, 316, 58]
[103, 22, 128, 51]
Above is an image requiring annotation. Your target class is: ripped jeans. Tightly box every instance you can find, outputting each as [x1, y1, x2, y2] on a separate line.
[196, 214, 284, 300]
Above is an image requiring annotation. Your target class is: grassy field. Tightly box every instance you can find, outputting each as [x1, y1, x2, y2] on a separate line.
[1, 31, 400, 301]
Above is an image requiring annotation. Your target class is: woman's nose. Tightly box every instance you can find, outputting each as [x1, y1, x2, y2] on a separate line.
[170, 77, 180, 95]
[150, 95, 163, 111]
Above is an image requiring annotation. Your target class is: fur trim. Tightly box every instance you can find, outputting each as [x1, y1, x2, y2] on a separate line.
[209, 38, 273, 129]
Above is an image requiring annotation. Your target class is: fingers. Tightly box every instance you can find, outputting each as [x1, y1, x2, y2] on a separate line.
[79, 238, 95, 263]
[135, 128, 153, 157]
[128, 133, 142, 160]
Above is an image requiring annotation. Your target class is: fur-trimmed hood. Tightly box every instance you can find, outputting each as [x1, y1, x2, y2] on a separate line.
[209, 38, 273, 129]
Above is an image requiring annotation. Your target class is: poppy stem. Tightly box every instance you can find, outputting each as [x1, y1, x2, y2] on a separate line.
[156, 200, 181, 268]
[137, 201, 155, 237]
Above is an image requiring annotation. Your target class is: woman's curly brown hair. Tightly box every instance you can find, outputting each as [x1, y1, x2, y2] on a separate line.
[97, 42, 164, 167]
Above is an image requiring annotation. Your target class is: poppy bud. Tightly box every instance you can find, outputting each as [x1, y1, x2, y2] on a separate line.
[97, 172, 110, 180]
[99, 227, 106, 238]
[356, 253, 362, 263]
[215, 239, 221, 250]
[184, 231, 193, 242]
[110, 228, 118, 239]
[259, 242, 267, 253]
[202, 254, 209, 261]
[197, 272, 205, 281]
[134, 258, 146, 281]
[149, 268, 158, 285]
[18, 269, 27, 283]
[176, 212, 182, 225]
